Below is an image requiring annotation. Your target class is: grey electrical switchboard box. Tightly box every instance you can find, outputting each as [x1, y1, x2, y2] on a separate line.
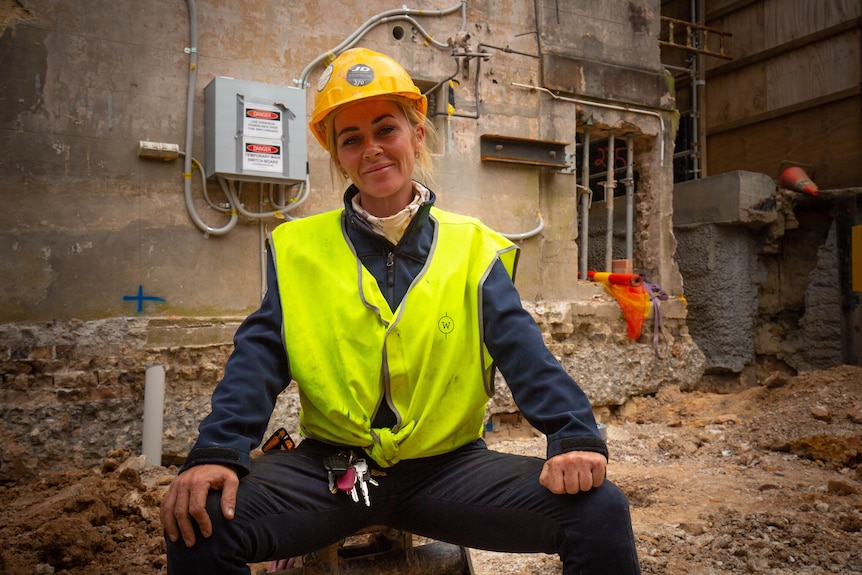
[204, 77, 306, 185]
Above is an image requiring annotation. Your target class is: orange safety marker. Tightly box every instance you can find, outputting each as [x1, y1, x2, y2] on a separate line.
[582, 271, 651, 340]
[780, 166, 819, 196]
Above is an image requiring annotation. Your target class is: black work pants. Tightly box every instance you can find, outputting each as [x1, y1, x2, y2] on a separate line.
[165, 439, 640, 574]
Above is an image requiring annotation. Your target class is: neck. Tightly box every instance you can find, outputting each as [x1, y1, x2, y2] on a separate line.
[357, 187, 415, 218]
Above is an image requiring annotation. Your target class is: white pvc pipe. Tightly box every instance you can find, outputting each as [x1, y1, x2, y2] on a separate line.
[143, 364, 166, 467]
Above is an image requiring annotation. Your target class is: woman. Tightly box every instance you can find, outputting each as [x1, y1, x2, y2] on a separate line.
[160, 47, 640, 575]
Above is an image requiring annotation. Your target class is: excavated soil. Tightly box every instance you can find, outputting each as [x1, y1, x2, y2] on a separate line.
[1, 365, 860, 575]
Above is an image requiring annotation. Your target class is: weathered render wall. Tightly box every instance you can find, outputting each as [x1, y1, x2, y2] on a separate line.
[674, 172, 775, 378]
[674, 170, 854, 388]
[0, 0, 702, 476]
[661, 0, 862, 382]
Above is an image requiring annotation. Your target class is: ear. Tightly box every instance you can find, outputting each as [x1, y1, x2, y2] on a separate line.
[414, 124, 426, 149]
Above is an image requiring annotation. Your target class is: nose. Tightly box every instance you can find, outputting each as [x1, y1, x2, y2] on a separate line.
[362, 140, 383, 159]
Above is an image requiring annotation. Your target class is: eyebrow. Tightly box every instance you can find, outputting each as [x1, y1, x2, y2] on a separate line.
[335, 113, 396, 140]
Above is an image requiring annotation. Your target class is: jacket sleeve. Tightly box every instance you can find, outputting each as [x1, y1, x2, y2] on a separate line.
[181, 247, 292, 476]
[482, 259, 608, 461]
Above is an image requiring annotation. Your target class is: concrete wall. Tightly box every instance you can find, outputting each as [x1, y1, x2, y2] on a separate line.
[0, 0, 701, 475]
[674, 171, 775, 377]
[756, 199, 851, 373]
[673, 170, 854, 387]
[1, 0, 682, 321]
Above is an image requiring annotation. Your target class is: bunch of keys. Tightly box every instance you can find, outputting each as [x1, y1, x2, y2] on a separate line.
[323, 452, 378, 506]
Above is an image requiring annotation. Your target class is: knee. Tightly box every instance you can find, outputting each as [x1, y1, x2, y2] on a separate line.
[556, 480, 633, 540]
[581, 480, 634, 533]
[164, 490, 241, 569]
[592, 480, 632, 516]
[558, 481, 640, 573]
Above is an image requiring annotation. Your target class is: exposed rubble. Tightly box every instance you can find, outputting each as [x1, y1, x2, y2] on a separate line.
[1, 365, 860, 575]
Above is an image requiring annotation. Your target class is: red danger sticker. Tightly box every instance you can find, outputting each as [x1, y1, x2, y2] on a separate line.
[247, 109, 280, 120]
[246, 144, 280, 154]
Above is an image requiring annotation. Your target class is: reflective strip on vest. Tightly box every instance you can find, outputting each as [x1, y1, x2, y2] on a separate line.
[270, 207, 518, 467]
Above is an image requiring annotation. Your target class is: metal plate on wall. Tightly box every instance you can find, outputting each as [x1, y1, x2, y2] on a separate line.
[480, 134, 569, 169]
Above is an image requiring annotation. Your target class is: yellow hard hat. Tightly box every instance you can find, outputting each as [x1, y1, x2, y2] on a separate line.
[309, 47, 428, 148]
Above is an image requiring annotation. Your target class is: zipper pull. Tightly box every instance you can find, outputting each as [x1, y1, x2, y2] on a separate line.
[386, 251, 395, 291]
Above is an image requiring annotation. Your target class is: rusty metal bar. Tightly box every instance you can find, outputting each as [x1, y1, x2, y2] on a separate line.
[659, 15, 733, 60]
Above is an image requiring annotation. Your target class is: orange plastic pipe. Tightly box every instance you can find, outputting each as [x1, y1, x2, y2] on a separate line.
[588, 271, 642, 287]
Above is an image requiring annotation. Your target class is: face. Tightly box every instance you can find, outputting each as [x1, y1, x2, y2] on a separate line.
[332, 98, 425, 217]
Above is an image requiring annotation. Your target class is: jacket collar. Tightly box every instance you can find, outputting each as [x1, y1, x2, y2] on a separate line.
[343, 183, 437, 245]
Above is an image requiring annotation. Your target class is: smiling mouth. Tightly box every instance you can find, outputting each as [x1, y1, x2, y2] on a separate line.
[364, 163, 393, 175]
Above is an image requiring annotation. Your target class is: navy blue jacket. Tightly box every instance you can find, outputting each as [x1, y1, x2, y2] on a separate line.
[184, 187, 607, 475]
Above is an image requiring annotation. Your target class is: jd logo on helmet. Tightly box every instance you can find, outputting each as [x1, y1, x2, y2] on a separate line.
[346, 64, 374, 87]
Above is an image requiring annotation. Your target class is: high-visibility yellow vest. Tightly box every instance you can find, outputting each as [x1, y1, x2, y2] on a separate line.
[269, 207, 518, 467]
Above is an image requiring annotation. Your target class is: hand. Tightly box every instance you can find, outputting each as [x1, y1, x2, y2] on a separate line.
[539, 451, 607, 494]
[159, 463, 239, 547]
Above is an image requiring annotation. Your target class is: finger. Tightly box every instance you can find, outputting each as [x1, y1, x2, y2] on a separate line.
[579, 468, 593, 493]
[159, 486, 180, 543]
[560, 467, 582, 494]
[175, 483, 198, 547]
[592, 463, 607, 488]
[188, 482, 213, 541]
[220, 473, 239, 521]
[539, 461, 564, 494]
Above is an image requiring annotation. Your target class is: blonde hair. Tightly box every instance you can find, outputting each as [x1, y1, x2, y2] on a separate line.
[324, 97, 439, 191]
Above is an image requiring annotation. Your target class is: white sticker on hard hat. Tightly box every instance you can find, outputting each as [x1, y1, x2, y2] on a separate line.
[346, 64, 374, 87]
[318, 64, 333, 92]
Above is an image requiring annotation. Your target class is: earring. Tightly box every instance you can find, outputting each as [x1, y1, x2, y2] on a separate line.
[342, 172, 349, 179]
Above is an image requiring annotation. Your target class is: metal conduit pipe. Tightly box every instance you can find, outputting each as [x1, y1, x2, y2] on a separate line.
[579, 129, 591, 282]
[625, 135, 635, 260]
[499, 215, 544, 241]
[216, 178, 307, 220]
[510, 82, 666, 166]
[694, 0, 707, 178]
[296, 1, 465, 87]
[184, 0, 238, 236]
[604, 133, 615, 272]
[428, 50, 487, 120]
[374, 15, 451, 50]
[269, 179, 311, 218]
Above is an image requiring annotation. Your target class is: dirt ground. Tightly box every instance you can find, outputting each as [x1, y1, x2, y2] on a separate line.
[1, 365, 860, 575]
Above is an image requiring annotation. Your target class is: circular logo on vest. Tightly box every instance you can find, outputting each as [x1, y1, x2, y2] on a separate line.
[438, 313, 455, 336]
[346, 64, 374, 87]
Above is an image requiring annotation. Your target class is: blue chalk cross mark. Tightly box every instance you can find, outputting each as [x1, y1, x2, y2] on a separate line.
[123, 285, 166, 313]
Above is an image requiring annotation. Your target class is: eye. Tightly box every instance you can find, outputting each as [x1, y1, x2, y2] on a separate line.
[339, 135, 360, 148]
[378, 125, 396, 136]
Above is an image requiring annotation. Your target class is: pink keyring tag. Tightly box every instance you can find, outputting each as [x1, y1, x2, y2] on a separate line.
[336, 466, 357, 491]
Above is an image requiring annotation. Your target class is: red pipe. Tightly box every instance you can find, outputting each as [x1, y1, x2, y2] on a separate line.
[585, 271, 642, 287]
